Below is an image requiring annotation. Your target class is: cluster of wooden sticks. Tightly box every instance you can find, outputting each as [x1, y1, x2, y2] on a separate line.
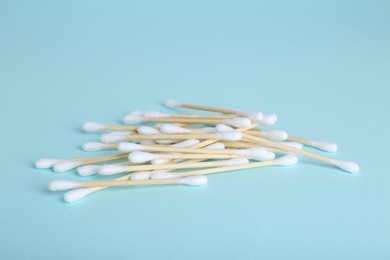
[36, 99, 360, 203]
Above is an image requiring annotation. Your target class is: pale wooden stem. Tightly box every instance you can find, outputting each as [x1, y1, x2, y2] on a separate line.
[287, 136, 310, 144]
[139, 145, 240, 155]
[178, 160, 278, 177]
[117, 159, 241, 173]
[243, 134, 333, 163]
[80, 153, 128, 163]
[143, 117, 236, 125]
[122, 133, 223, 141]
[163, 114, 235, 119]
[105, 126, 138, 131]
[81, 178, 179, 187]
[154, 153, 239, 160]
[178, 102, 240, 115]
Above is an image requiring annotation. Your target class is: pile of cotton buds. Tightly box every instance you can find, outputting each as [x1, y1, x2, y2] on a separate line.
[36, 99, 359, 203]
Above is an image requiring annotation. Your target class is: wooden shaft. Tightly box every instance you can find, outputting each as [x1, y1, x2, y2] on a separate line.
[156, 153, 239, 160]
[177, 160, 278, 177]
[287, 135, 309, 144]
[81, 153, 129, 163]
[122, 133, 221, 141]
[81, 178, 179, 187]
[105, 126, 138, 131]
[139, 145, 238, 155]
[119, 159, 239, 172]
[144, 117, 234, 125]
[164, 114, 235, 119]
[223, 141, 259, 148]
[243, 134, 333, 163]
[178, 102, 240, 115]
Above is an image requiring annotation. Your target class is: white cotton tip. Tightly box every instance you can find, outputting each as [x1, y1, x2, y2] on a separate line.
[144, 111, 170, 118]
[150, 171, 179, 180]
[49, 180, 81, 191]
[137, 126, 160, 135]
[204, 142, 225, 150]
[128, 151, 159, 163]
[99, 165, 127, 175]
[214, 131, 242, 141]
[164, 99, 182, 108]
[77, 165, 101, 176]
[179, 175, 208, 186]
[261, 114, 278, 125]
[223, 117, 251, 128]
[261, 130, 288, 141]
[82, 142, 111, 152]
[220, 158, 250, 166]
[216, 124, 235, 132]
[160, 124, 191, 134]
[117, 142, 145, 152]
[274, 155, 298, 166]
[197, 127, 216, 133]
[140, 140, 156, 145]
[280, 142, 304, 150]
[239, 111, 264, 122]
[234, 147, 267, 158]
[330, 160, 360, 173]
[64, 188, 97, 203]
[156, 140, 180, 144]
[53, 161, 82, 172]
[130, 171, 152, 180]
[122, 114, 144, 124]
[151, 159, 171, 164]
[307, 140, 338, 153]
[82, 122, 106, 132]
[262, 151, 276, 161]
[100, 133, 127, 143]
[171, 139, 200, 148]
[35, 158, 62, 169]
[128, 110, 145, 116]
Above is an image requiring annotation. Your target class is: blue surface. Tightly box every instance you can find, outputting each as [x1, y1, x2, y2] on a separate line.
[1, 0, 390, 259]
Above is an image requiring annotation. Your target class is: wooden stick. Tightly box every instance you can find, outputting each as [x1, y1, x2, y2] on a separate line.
[142, 117, 241, 125]
[104, 125, 138, 131]
[148, 153, 240, 160]
[79, 153, 128, 163]
[81, 178, 179, 187]
[177, 160, 280, 177]
[104, 159, 246, 174]
[159, 114, 235, 119]
[120, 133, 238, 141]
[125, 144, 250, 155]
[167, 101, 239, 115]
[243, 134, 332, 162]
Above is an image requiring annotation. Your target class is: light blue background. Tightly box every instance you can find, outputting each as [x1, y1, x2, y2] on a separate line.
[1, 0, 389, 259]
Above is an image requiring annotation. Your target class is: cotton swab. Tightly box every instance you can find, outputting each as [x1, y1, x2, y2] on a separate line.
[287, 136, 338, 152]
[100, 131, 243, 143]
[99, 158, 250, 175]
[141, 111, 236, 119]
[163, 99, 277, 125]
[150, 155, 298, 179]
[49, 153, 128, 172]
[123, 114, 252, 128]
[50, 175, 208, 191]
[243, 134, 359, 173]
[82, 122, 137, 132]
